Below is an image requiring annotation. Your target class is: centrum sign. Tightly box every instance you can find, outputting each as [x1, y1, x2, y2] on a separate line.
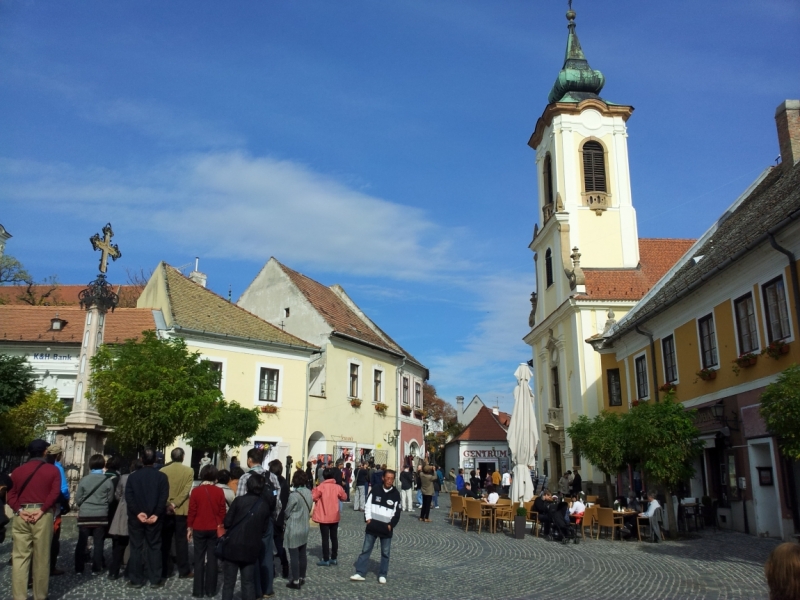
[462, 449, 508, 458]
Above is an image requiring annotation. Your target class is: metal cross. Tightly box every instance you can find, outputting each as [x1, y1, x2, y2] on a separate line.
[89, 223, 122, 274]
[568, 0, 573, 10]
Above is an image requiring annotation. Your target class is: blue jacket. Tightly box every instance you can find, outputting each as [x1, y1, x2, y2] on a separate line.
[55, 462, 69, 499]
[456, 474, 465, 491]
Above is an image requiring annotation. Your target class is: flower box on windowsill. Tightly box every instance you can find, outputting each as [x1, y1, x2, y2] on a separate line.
[413, 410, 424, 419]
[260, 405, 278, 414]
[400, 406, 412, 416]
[350, 399, 362, 408]
[732, 352, 758, 375]
[696, 368, 717, 382]
[762, 341, 790, 360]
[659, 383, 677, 393]
[374, 403, 388, 413]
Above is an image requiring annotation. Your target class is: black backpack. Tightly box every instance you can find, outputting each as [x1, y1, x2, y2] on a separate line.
[252, 473, 277, 517]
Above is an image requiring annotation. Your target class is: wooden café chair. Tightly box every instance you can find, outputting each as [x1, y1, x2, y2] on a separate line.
[595, 507, 623, 540]
[581, 505, 599, 540]
[464, 499, 492, 534]
[494, 502, 519, 533]
[637, 508, 665, 542]
[449, 495, 465, 525]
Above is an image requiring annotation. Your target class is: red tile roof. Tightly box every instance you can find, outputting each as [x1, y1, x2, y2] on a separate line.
[576, 238, 695, 301]
[276, 261, 424, 367]
[450, 406, 508, 443]
[0, 284, 139, 307]
[0, 306, 156, 345]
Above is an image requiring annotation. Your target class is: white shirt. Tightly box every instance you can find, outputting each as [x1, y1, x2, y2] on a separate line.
[501, 473, 511, 486]
[486, 492, 500, 505]
[640, 498, 661, 518]
[569, 499, 586, 515]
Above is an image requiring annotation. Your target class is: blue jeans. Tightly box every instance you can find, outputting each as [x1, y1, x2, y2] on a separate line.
[354, 532, 391, 578]
[254, 518, 275, 596]
[416, 490, 422, 506]
[433, 490, 439, 508]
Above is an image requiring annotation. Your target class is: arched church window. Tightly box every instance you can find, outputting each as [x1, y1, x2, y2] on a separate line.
[545, 248, 554, 288]
[544, 153, 555, 206]
[582, 140, 607, 193]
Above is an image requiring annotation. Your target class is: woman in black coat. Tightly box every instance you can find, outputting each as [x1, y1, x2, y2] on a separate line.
[221, 474, 271, 600]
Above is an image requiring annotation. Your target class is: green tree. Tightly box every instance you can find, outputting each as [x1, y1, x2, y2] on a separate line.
[0, 255, 31, 285]
[760, 364, 800, 460]
[567, 411, 629, 504]
[0, 354, 37, 413]
[89, 330, 223, 451]
[185, 400, 261, 457]
[625, 391, 704, 537]
[0, 388, 68, 449]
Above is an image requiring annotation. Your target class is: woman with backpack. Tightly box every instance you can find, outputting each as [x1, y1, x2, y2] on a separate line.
[283, 470, 313, 590]
[188, 465, 226, 598]
[74, 454, 117, 574]
[220, 474, 271, 600]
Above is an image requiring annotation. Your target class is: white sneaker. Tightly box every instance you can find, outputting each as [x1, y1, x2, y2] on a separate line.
[350, 574, 366, 582]
[378, 576, 387, 584]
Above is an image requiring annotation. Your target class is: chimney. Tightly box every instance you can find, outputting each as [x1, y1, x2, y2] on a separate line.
[493, 407, 500, 416]
[189, 257, 208, 288]
[456, 396, 465, 424]
[776, 100, 800, 168]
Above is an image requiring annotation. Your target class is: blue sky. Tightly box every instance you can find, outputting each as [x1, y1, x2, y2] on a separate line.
[1, 0, 797, 413]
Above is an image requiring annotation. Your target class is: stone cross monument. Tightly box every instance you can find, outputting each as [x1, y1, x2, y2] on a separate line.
[49, 223, 121, 493]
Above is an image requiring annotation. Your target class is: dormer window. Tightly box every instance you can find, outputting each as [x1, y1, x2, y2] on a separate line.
[50, 316, 66, 331]
[582, 141, 607, 192]
[284, 307, 290, 318]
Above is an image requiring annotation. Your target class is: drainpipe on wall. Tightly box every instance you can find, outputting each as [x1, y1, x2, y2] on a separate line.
[635, 326, 659, 402]
[396, 358, 406, 471]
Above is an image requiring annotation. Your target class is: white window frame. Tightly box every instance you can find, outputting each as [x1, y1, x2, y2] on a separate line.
[660, 333, 679, 385]
[634, 351, 649, 400]
[402, 376, 410, 405]
[696, 311, 720, 369]
[760, 274, 794, 344]
[200, 355, 227, 395]
[348, 359, 362, 400]
[254, 362, 284, 406]
[606, 367, 623, 407]
[372, 367, 384, 404]
[414, 381, 422, 409]
[731, 290, 761, 355]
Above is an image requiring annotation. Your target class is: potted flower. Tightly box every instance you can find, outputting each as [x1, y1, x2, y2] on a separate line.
[374, 402, 388, 413]
[400, 405, 412, 416]
[413, 409, 424, 419]
[732, 352, 758, 375]
[350, 398, 362, 408]
[659, 382, 677, 393]
[631, 399, 640, 407]
[514, 506, 528, 539]
[260, 405, 278, 414]
[762, 340, 790, 360]
[696, 367, 717, 382]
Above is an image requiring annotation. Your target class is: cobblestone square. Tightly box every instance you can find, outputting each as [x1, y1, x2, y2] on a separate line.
[0, 496, 778, 600]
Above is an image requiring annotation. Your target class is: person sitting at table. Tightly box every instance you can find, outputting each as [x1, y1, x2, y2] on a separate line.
[483, 485, 499, 505]
[549, 501, 574, 542]
[637, 492, 662, 542]
[569, 494, 586, 517]
[458, 482, 480, 499]
[532, 491, 554, 536]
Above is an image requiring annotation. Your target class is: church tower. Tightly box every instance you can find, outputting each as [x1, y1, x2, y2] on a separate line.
[529, 6, 640, 323]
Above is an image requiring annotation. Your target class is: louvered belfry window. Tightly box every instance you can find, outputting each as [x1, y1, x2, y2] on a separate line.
[582, 141, 607, 193]
[544, 153, 555, 205]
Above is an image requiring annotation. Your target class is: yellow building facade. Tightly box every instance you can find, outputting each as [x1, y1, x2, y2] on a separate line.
[590, 102, 800, 540]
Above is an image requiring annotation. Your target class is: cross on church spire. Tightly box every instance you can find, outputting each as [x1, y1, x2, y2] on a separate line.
[89, 223, 122, 274]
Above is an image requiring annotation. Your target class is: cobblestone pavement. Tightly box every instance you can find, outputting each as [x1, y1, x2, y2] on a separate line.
[1, 495, 779, 600]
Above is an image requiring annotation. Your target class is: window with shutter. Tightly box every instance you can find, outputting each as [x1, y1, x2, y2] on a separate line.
[582, 141, 607, 193]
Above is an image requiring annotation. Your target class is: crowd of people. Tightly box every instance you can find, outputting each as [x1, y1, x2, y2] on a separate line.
[0, 441, 441, 599]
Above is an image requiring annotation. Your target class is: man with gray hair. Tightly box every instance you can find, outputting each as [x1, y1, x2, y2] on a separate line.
[160, 447, 194, 579]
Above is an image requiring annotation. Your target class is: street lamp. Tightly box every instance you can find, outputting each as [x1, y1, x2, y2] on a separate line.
[385, 429, 401, 445]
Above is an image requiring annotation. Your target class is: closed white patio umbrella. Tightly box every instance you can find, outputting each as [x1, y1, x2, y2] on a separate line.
[507, 363, 538, 503]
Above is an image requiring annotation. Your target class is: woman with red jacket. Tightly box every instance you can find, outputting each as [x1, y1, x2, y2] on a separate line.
[188, 465, 226, 598]
[312, 468, 347, 566]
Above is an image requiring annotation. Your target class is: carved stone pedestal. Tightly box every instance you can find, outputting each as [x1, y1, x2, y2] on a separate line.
[46, 422, 113, 499]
